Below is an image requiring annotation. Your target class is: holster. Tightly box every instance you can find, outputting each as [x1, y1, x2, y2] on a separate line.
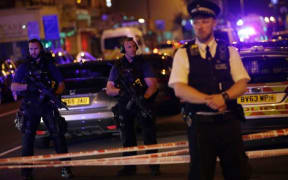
[232, 104, 246, 122]
[57, 115, 68, 134]
[48, 108, 68, 135]
[14, 109, 26, 132]
[111, 103, 125, 128]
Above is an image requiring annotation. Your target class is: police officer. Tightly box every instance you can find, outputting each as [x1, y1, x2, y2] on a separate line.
[169, 1, 251, 180]
[106, 37, 160, 176]
[11, 39, 73, 180]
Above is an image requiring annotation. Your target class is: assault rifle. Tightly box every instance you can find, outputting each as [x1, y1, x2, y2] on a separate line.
[26, 73, 69, 110]
[117, 72, 152, 119]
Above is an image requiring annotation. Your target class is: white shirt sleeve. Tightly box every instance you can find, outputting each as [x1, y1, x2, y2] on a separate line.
[168, 48, 190, 88]
[229, 46, 251, 82]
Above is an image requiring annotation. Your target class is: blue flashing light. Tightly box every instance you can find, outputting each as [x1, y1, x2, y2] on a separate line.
[271, 0, 278, 5]
[102, 14, 108, 21]
[237, 27, 257, 42]
[237, 19, 244, 26]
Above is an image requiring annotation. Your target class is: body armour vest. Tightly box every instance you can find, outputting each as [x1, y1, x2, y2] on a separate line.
[115, 56, 148, 97]
[23, 57, 54, 102]
[184, 39, 238, 113]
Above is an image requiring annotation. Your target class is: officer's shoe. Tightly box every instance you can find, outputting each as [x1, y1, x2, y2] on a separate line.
[21, 175, 34, 180]
[61, 167, 73, 179]
[117, 166, 137, 176]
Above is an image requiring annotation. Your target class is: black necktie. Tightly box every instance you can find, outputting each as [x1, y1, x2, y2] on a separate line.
[206, 46, 212, 61]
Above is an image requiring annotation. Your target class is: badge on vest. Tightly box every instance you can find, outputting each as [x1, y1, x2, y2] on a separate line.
[189, 44, 199, 56]
[215, 63, 227, 70]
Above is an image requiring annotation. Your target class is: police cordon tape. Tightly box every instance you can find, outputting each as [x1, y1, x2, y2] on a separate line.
[0, 128, 287, 169]
[0, 141, 188, 164]
[0, 149, 189, 169]
[242, 128, 288, 141]
[1, 148, 288, 169]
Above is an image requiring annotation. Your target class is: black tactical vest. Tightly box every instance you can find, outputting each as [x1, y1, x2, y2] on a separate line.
[184, 40, 238, 113]
[27, 58, 53, 89]
[115, 56, 148, 97]
[23, 56, 54, 102]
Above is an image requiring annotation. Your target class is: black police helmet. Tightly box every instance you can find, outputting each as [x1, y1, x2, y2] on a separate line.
[120, 37, 139, 54]
[187, 0, 220, 18]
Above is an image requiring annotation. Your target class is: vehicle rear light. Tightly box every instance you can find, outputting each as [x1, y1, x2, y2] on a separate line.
[106, 125, 117, 130]
[262, 87, 273, 93]
[36, 130, 47, 135]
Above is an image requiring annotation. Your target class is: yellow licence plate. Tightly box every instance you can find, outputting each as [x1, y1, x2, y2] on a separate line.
[237, 94, 276, 104]
[62, 97, 90, 106]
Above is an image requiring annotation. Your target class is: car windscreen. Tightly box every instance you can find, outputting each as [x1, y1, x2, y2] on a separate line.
[104, 36, 126, 50]
[58, 62, 112, 94]
[242, 55, 288, 83]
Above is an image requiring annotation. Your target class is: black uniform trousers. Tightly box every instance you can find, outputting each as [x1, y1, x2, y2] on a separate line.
[118, 104, 159, 170]
[21, 101, 68, 177]
[187, 112, 251, 180]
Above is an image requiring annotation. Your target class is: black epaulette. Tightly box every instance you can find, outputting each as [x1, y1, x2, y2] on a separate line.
[215, 39, 230, 62]
[215, 39, 229, 47]
[182, 39, 196, 49]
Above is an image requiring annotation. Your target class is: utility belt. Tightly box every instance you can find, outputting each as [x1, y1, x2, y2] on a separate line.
[193, 111, 232, 124]
[184, 102, 245, 125]
[183, 110, 244, 128]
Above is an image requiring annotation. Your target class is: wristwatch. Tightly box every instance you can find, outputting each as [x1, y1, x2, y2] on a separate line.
[221, 92, 230, 102]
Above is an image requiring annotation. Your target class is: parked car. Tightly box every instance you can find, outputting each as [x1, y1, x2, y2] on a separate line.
[51, 49, 74, 64]
[76, 51, 98, 63]
[238, 45, 288, 134]
[142, 54, 180, 115]
[35, 60, 117, 147]
[35, 54, 180, 147]
[0, 59, 16, 104]
[152, 41, 180, 57]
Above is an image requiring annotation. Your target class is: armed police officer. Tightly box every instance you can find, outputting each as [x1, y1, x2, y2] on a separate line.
[169, 1, 251, 180]
[106, 37, 160, 176]
[11, 39, 73, 180]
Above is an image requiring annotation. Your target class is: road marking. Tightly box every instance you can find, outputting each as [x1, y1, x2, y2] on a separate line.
[0, 109, 18, 118]
[0, 145, 22, 157]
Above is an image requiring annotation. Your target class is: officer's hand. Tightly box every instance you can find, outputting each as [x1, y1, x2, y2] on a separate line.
[218, 104, 227, 113]
[205, 94, 226, 111]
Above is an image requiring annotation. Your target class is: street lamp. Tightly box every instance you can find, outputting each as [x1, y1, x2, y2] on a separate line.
[106, 0, 112, 7]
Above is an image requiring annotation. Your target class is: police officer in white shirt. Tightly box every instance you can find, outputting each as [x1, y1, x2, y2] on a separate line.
[168, 1, 251, 180]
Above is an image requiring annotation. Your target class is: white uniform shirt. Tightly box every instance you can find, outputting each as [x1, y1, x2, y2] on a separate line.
[168, 38, 250, 88]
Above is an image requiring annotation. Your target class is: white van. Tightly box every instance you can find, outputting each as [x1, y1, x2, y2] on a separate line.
[101, 27, 149, 60]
